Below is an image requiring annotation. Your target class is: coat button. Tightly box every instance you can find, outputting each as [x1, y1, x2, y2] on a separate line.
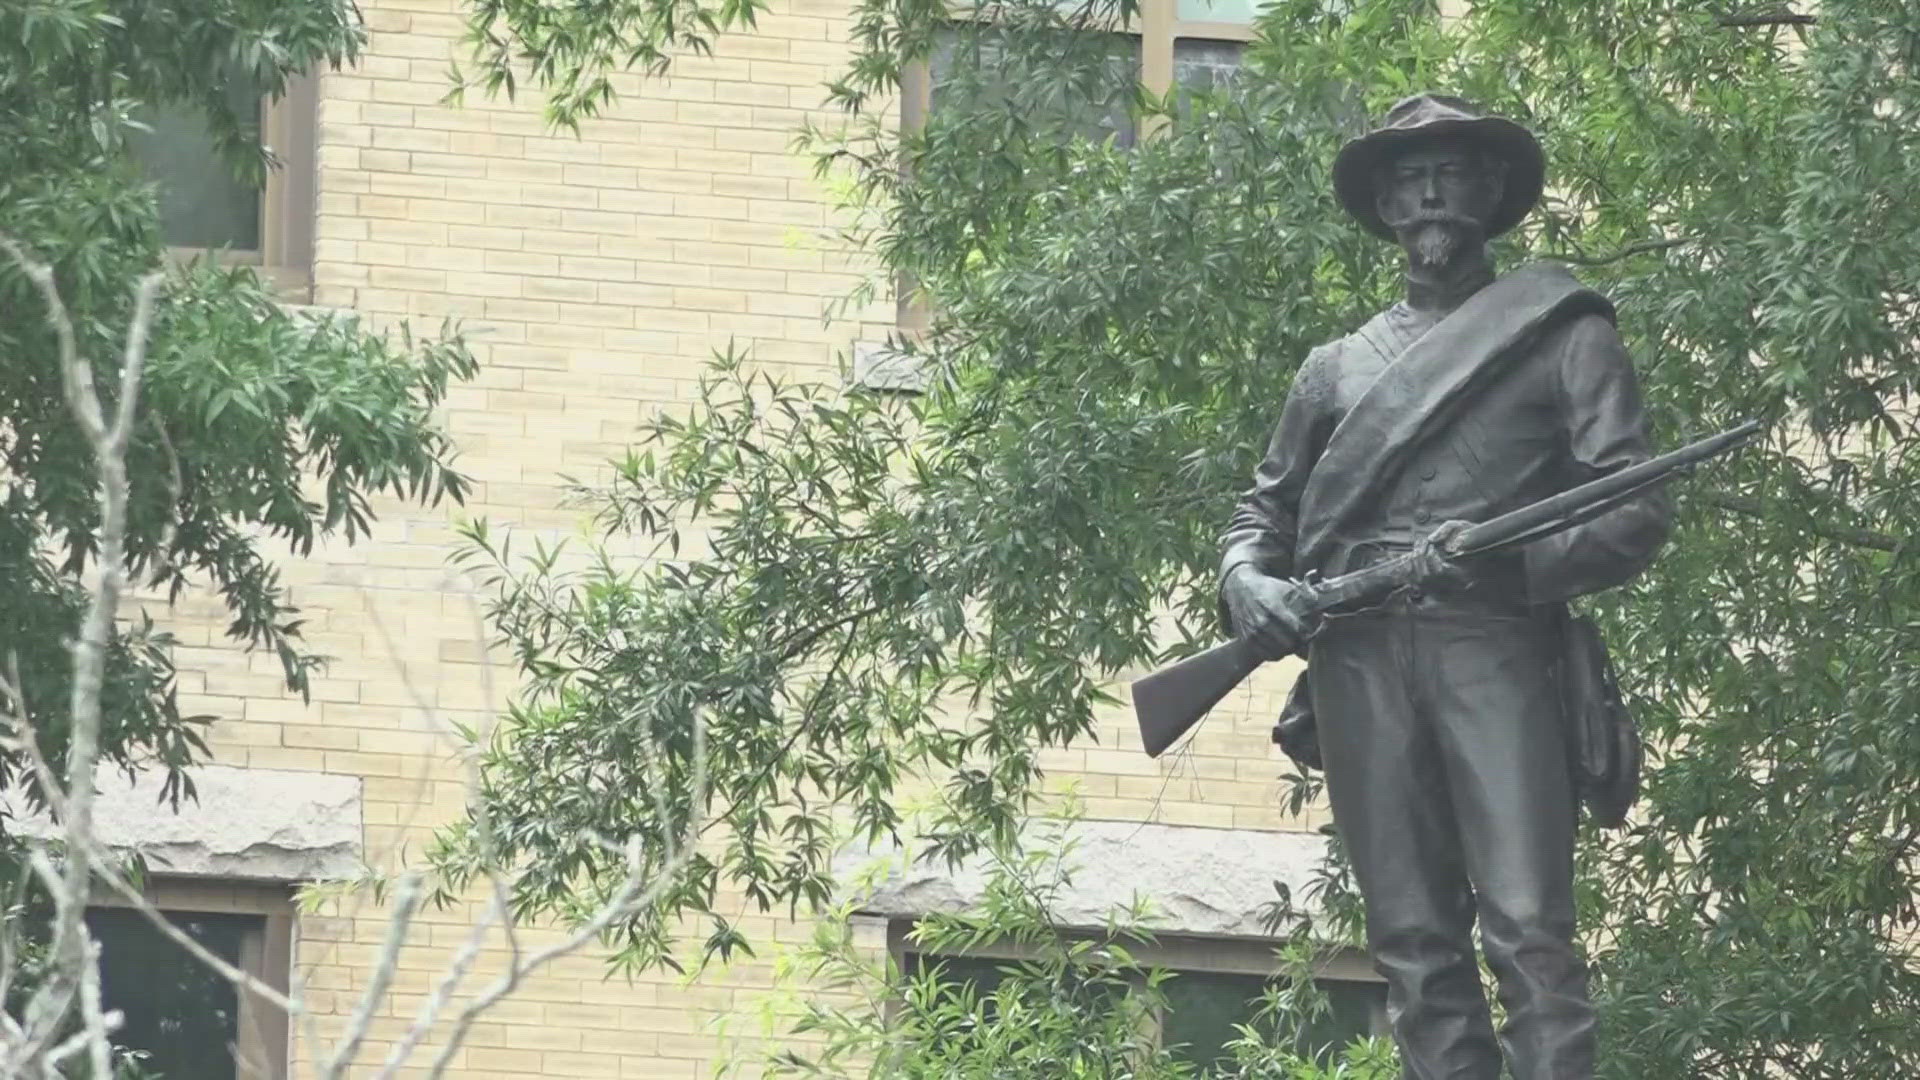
[1415, 508, 1432, 524]
[1422, 467, 1437, 481]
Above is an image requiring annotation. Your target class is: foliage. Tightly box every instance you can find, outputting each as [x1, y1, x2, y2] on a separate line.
[449, 0, 1920, 1074]
[0, 2, 475, 841]
[741, 813, 1397, 1080]
[455, 0, 772, 130]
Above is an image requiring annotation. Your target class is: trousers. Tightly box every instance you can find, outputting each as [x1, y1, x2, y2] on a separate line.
[1308, 601, 1594, 1080]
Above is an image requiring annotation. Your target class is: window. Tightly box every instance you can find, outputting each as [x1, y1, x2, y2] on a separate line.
[129, 68, 319, 298]
[1172, 37, 1247, 98]
[894, 924, 1387, 1068]
[87, 880, 295, 1080]
[1157, 966, 1384, 1067]
[901, 0, 1265, 137]
[1161, 0, 1260, 98]
[890, 0, 1263, 340]
[922, 27, 1144, 148]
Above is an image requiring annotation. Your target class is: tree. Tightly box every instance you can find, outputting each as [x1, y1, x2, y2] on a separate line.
[1, 0, 478, 1070]
[434, 0, 1916, 1074]
[0, 237, 704, 1077]
[0, 0, 477, 835]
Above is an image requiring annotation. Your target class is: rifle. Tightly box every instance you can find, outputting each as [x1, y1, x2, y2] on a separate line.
[1134, 419, 1765, 758]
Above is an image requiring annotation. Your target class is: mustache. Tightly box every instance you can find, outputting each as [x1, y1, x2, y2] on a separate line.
[1394, 209, 1477, 229]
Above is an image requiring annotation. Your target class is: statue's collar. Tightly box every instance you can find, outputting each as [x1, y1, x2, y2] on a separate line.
[1403, 251, 1496, 314]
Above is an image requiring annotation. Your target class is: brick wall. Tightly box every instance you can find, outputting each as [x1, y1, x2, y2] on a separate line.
[160, 0, 1317, 1073]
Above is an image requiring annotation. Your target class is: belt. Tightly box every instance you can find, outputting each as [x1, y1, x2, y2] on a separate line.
[1335, 539, 1535, 616]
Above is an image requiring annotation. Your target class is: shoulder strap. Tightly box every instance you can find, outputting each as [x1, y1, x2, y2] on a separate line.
[1294, 262, 1613, 571]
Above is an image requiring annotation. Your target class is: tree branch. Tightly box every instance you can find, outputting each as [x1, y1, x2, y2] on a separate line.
[0, 237, 163, 1073]
[0, 697, 305, 1019]
[374, 894, 502, 1077]
[325, 874, 423, 1080]
[1554, 237, 1694, 267]
[705, 611, 872, 842]
[1696, 492, 1899, 552]
[75, 937, 116, 1080]
[422, 720, 707, 1079]
[1717, 6, 1815, 28]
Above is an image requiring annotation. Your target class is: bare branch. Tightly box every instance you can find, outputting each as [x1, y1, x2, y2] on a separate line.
[0, 246, 710, 1079]
[7, 743, 303, 1015]
[374, 893, 502, 1078]
[0, 653, 62, 815]
[15, 851, 79, 1068]
[76, 936, 116, 1080]
[0, 862, 25, 1042]
[0, 239, 96, 444]
[459, 588, 526, 979]
[0, 237, 162, 1073]
[107, 276, 161, 452]
[372, 589, 517, 1078]
[325, 874, 424, 1080]
[1, 711, 310, 1068]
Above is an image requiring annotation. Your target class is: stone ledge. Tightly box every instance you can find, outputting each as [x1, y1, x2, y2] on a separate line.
[6, 764, 363, 882]
[851, 340, 929, 394]
[835, 819, 1329, 939]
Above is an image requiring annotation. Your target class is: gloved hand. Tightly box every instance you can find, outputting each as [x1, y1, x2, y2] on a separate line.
[1222, 565, 1319, 660]
[1411, 519, 1476, 591]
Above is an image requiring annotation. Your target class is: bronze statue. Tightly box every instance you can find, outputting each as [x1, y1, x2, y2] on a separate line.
[1216, 94, 1673, 1079]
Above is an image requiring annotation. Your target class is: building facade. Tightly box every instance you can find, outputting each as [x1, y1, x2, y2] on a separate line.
[90, 0, 1375, 1075]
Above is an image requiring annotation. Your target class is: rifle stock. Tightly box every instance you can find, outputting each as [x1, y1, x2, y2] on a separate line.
[1134, 556, 1411, 758]
[1133, 637, 1268, 758]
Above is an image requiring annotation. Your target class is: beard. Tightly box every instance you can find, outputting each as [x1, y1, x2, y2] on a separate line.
[1412, 221, 1460, 265]
[1395, 215, 1484, 268]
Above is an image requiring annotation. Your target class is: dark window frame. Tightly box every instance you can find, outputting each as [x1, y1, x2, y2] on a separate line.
[88, 878, 296, 1080]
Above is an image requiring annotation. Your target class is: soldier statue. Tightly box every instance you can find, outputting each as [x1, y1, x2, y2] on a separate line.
[1217, 94, 1674, 1078]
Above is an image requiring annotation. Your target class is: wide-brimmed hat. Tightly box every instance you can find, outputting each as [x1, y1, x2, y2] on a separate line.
[1332, 93, 1544, 242]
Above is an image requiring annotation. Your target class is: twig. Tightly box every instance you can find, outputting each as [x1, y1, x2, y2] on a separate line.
[148, 416, 185, 577]
[371, 586, 514, 1078]
[706, 611, 869, 840]
[325, 874, 424, 1080]
[0, 242, 717, 1080]
[0, 660, 36, 1040]
[19, 850, 79, 1072]
[465, 582, 524, 1011]
[1, 709, 303, 1016]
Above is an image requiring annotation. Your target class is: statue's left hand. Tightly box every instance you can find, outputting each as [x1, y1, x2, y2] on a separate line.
[1411, 519, 1475, 590]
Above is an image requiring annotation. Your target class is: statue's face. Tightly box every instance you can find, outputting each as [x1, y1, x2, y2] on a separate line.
[1374, 142, 1505, 265]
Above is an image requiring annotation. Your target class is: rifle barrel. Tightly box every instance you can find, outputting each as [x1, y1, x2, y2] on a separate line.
[1456, 419, 1763, 556]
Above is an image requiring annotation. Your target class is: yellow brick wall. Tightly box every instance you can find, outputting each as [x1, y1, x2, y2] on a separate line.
[159, 0, 1318, 1074]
